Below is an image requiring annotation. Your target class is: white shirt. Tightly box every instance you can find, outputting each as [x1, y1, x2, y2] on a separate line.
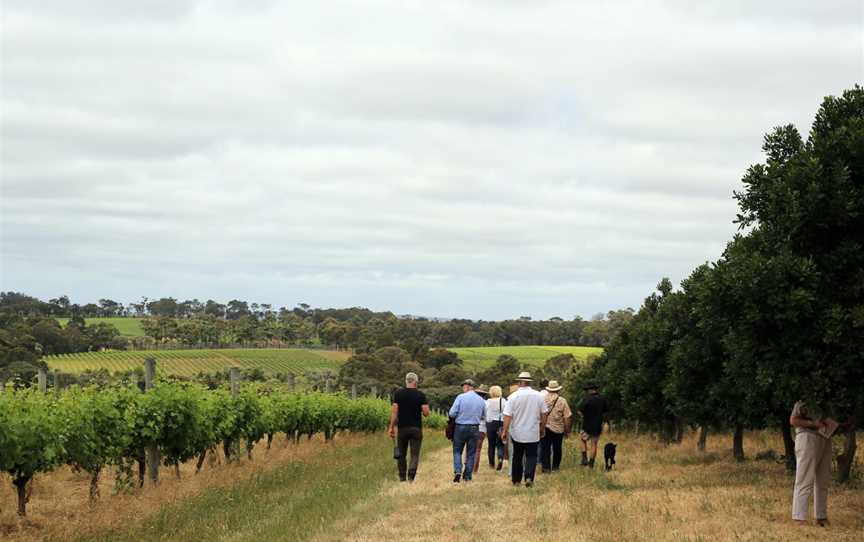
[485, 397, 507, 422]
[503, 387, 549, 443]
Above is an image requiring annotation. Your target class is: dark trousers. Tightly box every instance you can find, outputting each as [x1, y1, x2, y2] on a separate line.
[397, 426, 423, 480]
[485, 421, 505, 465]
[511, 439, 539, 484]
[540, 430, 564, 471]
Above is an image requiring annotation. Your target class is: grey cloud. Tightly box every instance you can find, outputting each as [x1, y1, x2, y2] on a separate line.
[1, 1, 859, 319]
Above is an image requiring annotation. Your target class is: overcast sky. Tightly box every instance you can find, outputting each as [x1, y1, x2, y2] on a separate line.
[1, 1, 861, 320]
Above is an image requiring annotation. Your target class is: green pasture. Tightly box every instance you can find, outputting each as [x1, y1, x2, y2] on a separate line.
[450, 345, 603, 370]
[55, 317, 145, 337]
[45, 348, 350, 377]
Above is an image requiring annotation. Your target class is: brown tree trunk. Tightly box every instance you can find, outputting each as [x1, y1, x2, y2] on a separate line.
[89, 468, 101, 504]
[674, 417, 685, 443]
[837, 425, 858, 483]
[14, 476, 29, 516]
[698, 426, 708, 452]
[137, 454, 146, 488]
[733, 424, 745, 462]
[780, 417, 796, 473]
[174, 462, 181, 479]
[267, 433, 273, 450]
[195, 450, 207, 473]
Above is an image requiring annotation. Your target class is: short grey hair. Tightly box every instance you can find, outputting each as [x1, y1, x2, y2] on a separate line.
[405, 372, 418, 385]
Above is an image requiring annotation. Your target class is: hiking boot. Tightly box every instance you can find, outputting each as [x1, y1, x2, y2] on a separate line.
[525, 480, 534, 488]
[588, 458, 595, 469]
[581, 452, 589, 466]
[817, 519, 829, 527]
[407, 471, 416, 483]
[453, 473, 461, 483]
[496, 460, 503, 471]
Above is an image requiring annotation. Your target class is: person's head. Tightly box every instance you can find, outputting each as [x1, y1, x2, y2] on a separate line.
[462, 378, 475, 392]
[583, 382, 599, 395]
[546, 380, 563, 395]
[475, 384, 489, 398]
[489, 385, 503, 398]
[515, 372, 533, 388]
[405, 372, 418, 388]
[540, 378, 549, 389]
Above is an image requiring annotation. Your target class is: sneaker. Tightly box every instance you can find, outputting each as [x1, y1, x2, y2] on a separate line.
[453, 473, 461, 483]
[588, 458, 595, 469]
[525, 480, 534, 488]
[581, 452, 589, 466]
[817, 519, 829, 527]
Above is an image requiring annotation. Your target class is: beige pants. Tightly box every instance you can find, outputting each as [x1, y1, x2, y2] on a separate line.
[792, 432, 832, 520]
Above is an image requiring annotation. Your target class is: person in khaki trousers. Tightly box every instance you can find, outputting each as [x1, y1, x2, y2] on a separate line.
[789, 401, 835, 526]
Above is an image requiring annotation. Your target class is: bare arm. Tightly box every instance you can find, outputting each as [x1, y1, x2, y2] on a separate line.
[388, 404, 399, 437]
[502, 414, 513, 440]
[421, 404, 430, 417]
[540, 412, 548, 438]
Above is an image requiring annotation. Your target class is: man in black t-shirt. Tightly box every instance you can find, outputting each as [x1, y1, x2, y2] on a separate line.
[576, 382, 608, 468]
[388, 372, 430, 481]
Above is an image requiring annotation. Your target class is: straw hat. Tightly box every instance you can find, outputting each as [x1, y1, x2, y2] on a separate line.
[546, 380, 563, 392]
[475, 384, 490, 396]
[514, 371, 533, 382]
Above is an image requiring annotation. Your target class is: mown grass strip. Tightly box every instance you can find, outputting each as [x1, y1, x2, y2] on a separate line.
[78, 435, 446, 542]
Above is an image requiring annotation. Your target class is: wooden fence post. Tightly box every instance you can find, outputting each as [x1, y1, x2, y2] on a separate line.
[351, 384, 357, 400]
[144, 357, 159, 486]
[325, 377, 331, 394]
[53, 370, 61, 397]
[230, 367, 240, 396]
[38, 367, 47, 393]
[371, 385, 378, 398]
[287, 373, 295, 391]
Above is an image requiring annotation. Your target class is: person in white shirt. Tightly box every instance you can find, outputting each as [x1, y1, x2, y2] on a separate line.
[501, 372, 549, 487]
[484, 385, 507, 471]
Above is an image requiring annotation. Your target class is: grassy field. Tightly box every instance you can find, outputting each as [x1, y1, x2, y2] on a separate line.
[45, 348, 350, 376]
[55, 317, 145, 337]
[5, 430, 859, 541]
[450, 345, 603, 370]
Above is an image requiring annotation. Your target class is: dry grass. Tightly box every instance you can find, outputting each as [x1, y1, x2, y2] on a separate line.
[0, 433, 363, 541]
[317, 430, 864, 542]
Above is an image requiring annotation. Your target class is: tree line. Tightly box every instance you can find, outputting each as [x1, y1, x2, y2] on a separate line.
[568, 88, 863, 483]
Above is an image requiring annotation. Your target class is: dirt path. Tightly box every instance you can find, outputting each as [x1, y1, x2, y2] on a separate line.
[316, 440, 553, 542]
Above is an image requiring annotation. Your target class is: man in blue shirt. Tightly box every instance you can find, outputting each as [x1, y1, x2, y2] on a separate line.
[448, 379, 486, 483]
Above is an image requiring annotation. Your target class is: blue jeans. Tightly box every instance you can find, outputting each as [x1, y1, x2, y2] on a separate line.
[452, 424, 479, 479]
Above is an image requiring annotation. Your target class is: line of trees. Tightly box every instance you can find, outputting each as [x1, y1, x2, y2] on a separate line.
[568, 88, 863, 482]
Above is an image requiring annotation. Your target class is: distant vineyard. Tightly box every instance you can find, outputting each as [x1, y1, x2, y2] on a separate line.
[55, 317, 146, 336]
[45, 348, 351, 376]
[450, 345, 603, 370]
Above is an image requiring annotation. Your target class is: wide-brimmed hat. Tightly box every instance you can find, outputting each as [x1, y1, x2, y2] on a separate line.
[514, 371, 533, 382]
[475, 384, 490, 395]
[546, 380, 563, 392]
[582, 381, 599, 390]
[462, 378, 476, 387]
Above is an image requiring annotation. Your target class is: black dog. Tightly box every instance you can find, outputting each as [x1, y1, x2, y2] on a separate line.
[604, 442, 617, 471]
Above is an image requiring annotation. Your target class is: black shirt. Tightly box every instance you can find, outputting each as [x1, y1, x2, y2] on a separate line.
[393, 388, 428, 429]
[578, 394, 608, 435]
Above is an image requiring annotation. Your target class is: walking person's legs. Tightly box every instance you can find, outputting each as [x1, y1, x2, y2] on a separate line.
[452, 426, 467, 481]
[588, 435, 599, 468]
[486, 421, 501, 467]
[550, 431, 564, 470]
[540, 432, 552, 472]
[524, 440, 539, 484]
[511, 440, 526, 484]
[464, 426, 479, 480]
[407, 429, 423, 481]
[396, 428, 411, 481]
[580, 433, 589, 465]
[473, 432, 484, 473]
[813, 436, 832, 523]
[792, 433, 817, 521]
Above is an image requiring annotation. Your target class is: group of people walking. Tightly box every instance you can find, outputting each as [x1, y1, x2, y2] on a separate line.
[387, 370, 608, 487]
